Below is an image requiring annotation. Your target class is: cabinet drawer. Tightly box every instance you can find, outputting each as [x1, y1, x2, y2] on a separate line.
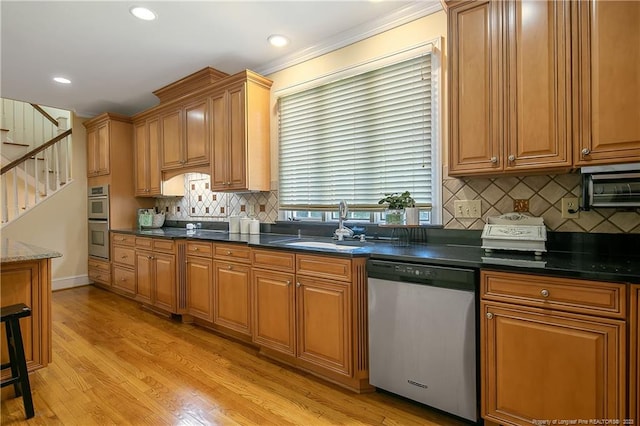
[153, 239, 175, 253]
[89, 268, 111, 285]
[186, 241, 213, 257]
[88, 258, 110, 272]
[112, 266, 136, 294]
[112, 246, 136, 267]
[135, 237, 153, 249]
[252, 249, 295, 272]
[111, 233, 135, 246]
[296, 254, 351, 283]
[214, 243, 251, 263]
[481, 271, 626, 319]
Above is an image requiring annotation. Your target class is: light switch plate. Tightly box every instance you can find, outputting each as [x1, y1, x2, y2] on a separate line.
[454, 200, 481, 218]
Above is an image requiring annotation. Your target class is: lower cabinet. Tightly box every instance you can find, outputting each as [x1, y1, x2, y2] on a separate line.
[213, 260, 251, 335]
[111, 232, 136, 297]
[632, 285, 640, 425]
[251, 249, 369, 392]
[186, 241, 214, 322]
[88, 257, 111, 288]
[480, 271, 627, 425]
[135, 237, 176, 313]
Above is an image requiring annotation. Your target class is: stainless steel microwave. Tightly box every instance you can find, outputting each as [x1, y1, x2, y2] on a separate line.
[581, 163, 640, 209]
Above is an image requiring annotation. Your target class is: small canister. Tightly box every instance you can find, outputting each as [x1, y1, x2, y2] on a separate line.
[249, 218, 260, 234]
[240, 217, 251, 234]
[229, 216, 240, 233]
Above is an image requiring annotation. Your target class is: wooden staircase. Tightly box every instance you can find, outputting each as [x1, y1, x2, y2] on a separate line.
[0, 99, 73, 225]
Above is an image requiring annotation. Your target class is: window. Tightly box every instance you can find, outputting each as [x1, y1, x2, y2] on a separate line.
[278, 43, 440, 224]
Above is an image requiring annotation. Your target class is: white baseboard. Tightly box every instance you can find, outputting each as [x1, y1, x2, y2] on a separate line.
[52, 274, 92, 291]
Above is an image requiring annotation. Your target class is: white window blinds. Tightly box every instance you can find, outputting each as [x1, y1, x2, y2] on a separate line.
[278, 53, 433, 210]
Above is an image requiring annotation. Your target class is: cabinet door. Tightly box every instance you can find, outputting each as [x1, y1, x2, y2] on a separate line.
[86, 128, 98, 176]
[210, 90, 229, 189]
[448, 0, 503, 175]
[481, 301, 625, 424]
[153, 252, 176, 312]
[632, 285, 640, 425]
[227, 83, 247, 190]
[135, 251, 153, 304]
[214, 261, 251, 335]
[160, 109, 183, 170]
[505, 0, 572, 171]
[296, 277, 351, 376]
[95, 123, 110, 176]
[186, 256, 213, 322]
[134, 121, 149, 196]
[147, 117, 162, 195]
[184, 99, 209, 167]
[573, 0, 640, 165]
[252, 269, 296, 355]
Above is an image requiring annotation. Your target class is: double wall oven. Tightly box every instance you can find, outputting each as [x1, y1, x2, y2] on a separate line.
[88, 185, 109, 259]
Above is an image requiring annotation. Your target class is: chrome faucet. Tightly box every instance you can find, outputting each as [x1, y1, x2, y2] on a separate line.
[334, 200, 354, 240]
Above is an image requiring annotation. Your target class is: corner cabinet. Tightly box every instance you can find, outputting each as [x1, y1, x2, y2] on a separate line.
[480, 271, 626, 425]
[210, 71, 272, 192]
[448, 0, 572, 176]
[572, 0, 640, 165]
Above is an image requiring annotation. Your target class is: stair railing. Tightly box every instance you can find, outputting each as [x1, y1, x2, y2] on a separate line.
[0, 127, 72, 224]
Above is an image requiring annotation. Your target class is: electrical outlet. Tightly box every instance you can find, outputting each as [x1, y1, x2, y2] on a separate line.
[454, 200, 481, 218]
[561, 197, 580, 219]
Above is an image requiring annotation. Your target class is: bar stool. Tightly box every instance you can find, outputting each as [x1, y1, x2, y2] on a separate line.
[1, 303, 35, 419]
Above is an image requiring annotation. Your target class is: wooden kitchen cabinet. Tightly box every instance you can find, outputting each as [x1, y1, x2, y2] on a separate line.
[88, 257, 111, 288]
[448, 0, 572, 176]
[480, 271, 626, 425]
[210, 70, 272, 192]
[296, 276, 351, 377]
[110, 232, 137, 298]
[135, 237, 177, 313]
[213, 243, 252, 336]
[185, 241, 214, 322]
[134, 116, 162, 196]
[631, 285, 640, 426]
[86, 120, 110, 177]
[252, 249, 296, 355]
[572, 0, 640, 165]
[160, 98, 209, 171]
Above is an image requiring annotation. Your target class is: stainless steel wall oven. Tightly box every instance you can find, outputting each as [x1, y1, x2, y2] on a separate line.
[88, 185, 109, 259]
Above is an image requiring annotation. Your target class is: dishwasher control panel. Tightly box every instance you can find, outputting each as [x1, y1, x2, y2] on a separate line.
[367, 260, 476, 291]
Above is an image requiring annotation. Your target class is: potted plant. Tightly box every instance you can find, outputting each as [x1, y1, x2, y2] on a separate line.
[378, 191, 416, 224]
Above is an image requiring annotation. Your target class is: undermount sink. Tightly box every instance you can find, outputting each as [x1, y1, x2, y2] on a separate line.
[285, 241, 361, 251]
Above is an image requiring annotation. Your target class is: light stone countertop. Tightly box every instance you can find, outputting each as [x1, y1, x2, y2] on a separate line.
[1, 239, 62, 263]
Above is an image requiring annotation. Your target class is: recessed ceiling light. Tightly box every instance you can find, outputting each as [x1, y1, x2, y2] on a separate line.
[130, 6, 156, 21]
[53, 77, 71, 84]
[268, 34, 290, 47]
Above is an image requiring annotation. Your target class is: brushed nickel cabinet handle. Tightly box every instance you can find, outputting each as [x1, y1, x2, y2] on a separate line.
[490, 156, 498, 164]
[486, 312, 494, 319]
[227, 265, 233, 270]
[226, 250, 232, 255]
[581, 148, 590, 156]
[286, 280, 291, 286]
[540, 289, 549, 298]
[508, 155, 515, 162]
[296, 282, 301, 288]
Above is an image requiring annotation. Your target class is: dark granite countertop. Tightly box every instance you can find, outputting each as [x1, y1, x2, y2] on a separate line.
[111, 227, 640, 284]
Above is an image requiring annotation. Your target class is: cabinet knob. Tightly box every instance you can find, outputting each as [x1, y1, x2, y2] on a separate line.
[121, 254, 128, 259]
[581, 148, 590, 156]
[226, 251, 232, 255]
[486, 312, 494, 320]
[296, 282, 301, 288]
[540, 289, 550, 298]
[508, 155, 515, 162]
[286, 280, 291, 286]
[147, 255, 152, 259]
[120, 277, 126, 282]
[490, 156, 498, 164]
[227, 265, 233, 270]
[193, 247, 199, 251]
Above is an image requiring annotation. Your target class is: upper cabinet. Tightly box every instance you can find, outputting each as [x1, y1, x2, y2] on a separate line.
[134, 116, 162, 196]
[572, 0, 640, 165]
[448, 0, 640, 177]
[84, 112, 133, 178]
[448, 0, 572, 176]
[160, 98, 209, 171]
[210, 70, 272, 192]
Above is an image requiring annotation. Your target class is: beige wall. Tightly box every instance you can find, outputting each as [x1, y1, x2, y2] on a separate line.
[267, 11, 448, 188]
[1, 113, 89, 288]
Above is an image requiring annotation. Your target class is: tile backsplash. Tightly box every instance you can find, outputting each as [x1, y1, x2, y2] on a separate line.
[156, 172, 640, 233]
[443, 173, 640, 233]
[155, 173, 279, 223]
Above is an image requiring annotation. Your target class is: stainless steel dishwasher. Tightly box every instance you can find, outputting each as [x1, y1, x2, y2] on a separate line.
[367, 259, 478, 422]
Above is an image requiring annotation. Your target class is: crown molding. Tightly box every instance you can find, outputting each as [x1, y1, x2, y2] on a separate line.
[254, 1, 443, 76]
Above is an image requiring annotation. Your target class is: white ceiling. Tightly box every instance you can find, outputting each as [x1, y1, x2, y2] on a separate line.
[1, 1, 441, 118]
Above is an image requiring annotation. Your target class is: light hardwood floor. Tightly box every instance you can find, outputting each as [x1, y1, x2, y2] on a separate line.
[1, 285, 469, 425]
